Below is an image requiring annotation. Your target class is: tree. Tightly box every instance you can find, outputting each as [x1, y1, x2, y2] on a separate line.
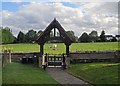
[13, 36, 17, 43]
[78, 32, 91, 42]
[1, 27, 15, 44]
[111, 36, 117, 42]
[89, 30, 98, 42]
[100, 30, 106, 42]
[0, 27, 2, 44]
[25, 30, 37, 43]
[17, 31, 25, 43]
[37, 30, 43, 36]
[66, 31, 76, 42]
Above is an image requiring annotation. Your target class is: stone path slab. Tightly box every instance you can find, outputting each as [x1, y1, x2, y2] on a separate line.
[46, 67, 92, 86]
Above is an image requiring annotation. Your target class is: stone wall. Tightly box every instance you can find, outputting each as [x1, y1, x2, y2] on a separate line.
[69, 51, 120, 63]
[11, 52, 40, 61]
[2, 51, 120, 63]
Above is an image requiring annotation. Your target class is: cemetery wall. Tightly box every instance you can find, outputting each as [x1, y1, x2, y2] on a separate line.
[69, 51, 120, 63]
[10, 52, 40, 61]
[2, 50, 120, 63]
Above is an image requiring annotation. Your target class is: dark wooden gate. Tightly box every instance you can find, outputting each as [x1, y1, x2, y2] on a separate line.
[45, 54, 66, 67]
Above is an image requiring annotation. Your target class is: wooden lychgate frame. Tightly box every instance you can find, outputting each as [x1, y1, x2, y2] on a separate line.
[36, 18, 72, 57]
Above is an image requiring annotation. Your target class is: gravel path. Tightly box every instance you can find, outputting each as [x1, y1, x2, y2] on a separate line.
[46, 67, 92, 86]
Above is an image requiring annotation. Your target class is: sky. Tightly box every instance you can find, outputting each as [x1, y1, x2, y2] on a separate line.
[1, 0, 119, 37]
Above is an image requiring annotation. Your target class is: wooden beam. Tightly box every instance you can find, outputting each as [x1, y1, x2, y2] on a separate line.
[66, 45, 69, 56]
[54, 28, 56, 37]
[40, 44, 44, 56]
[46, 37, 63, 41]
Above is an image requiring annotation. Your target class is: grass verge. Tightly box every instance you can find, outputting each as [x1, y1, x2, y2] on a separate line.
[2, 62, 59, 85]
[66, 62, 119, 86]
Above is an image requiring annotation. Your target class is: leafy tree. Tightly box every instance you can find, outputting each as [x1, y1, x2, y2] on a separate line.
[37, 30, 43, 36]
[89, 30, 98, 42]
[78, 32, 91, 43]
[0, 27, 2, 44]
[1, 27, 15, 44]
[17, 31, 25, 43]
[13, 36, 17, 43]
[66, 31, 76, 42]
[111, 36, 117, 42]
[25, 30, 37, 43]
[100, 30, 106, 42]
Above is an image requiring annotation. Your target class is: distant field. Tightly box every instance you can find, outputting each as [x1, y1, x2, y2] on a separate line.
[1, 42, 119, 54]
[67, 62, 119, 85]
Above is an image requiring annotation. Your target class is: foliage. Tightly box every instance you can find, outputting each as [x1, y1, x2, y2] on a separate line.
[67, 62, 119, 85]
[25, 30, 37, 43]
[2, 62, 59, 84]
[1, 27, 15, 44]
[0, 28, 2, 44]
[36, 30, 43, 37]
[66, 31, 77, 42]
[16, 30, 43, 43]
[111, 37, 117, 42]
[89, 30, 98, 42]
[100, 30, 106, 42]
[17, 31, 25, 43]
[1, 26, 119, 44]
[13, 36, 17, 43]
[78, 32, 91, 42]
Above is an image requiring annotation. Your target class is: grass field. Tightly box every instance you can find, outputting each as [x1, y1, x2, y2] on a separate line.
[2, 42, 119, 85]
[67, 62, 119, 86]
[1, 42, 119, 54]
[2, 62, 59, 85]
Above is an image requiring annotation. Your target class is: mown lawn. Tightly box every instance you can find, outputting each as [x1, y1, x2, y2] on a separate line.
[67, 62, 119, 86]
[1, 42, 119, 54]
[0, 62, 1, 85]
[2, 62, 59, 85]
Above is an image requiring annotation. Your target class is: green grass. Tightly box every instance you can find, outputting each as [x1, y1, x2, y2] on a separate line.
[2, 62, 59, 85]
[1, 42, 119, 54]
[2, 42, 119, 85]
[0, 62, 2, 85]
[66, 62, 119, 85]
[70, 42, 119, 52]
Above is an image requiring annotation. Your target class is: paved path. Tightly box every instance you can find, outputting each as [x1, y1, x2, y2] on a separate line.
[46, 67, 92, 86]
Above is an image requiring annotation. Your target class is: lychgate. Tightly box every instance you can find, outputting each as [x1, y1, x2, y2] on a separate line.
[36, 18, 72, 67]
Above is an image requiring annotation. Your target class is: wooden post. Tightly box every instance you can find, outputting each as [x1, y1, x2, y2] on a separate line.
[66, 55, 70, 68]
[54, 28, 56, 37]
[66, 45, 69, 56]
[65, 45, 70, 68]
[39, 44, 44, 68]
[63, 54, 65, 63]
[40, 44, 44, 56]
[2, 50, 8, 68]
[8, 50, 11, 63]
[39, 56, 42, 67]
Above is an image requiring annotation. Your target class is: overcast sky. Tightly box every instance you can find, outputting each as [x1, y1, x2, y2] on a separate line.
[1, 0, 119, 37]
